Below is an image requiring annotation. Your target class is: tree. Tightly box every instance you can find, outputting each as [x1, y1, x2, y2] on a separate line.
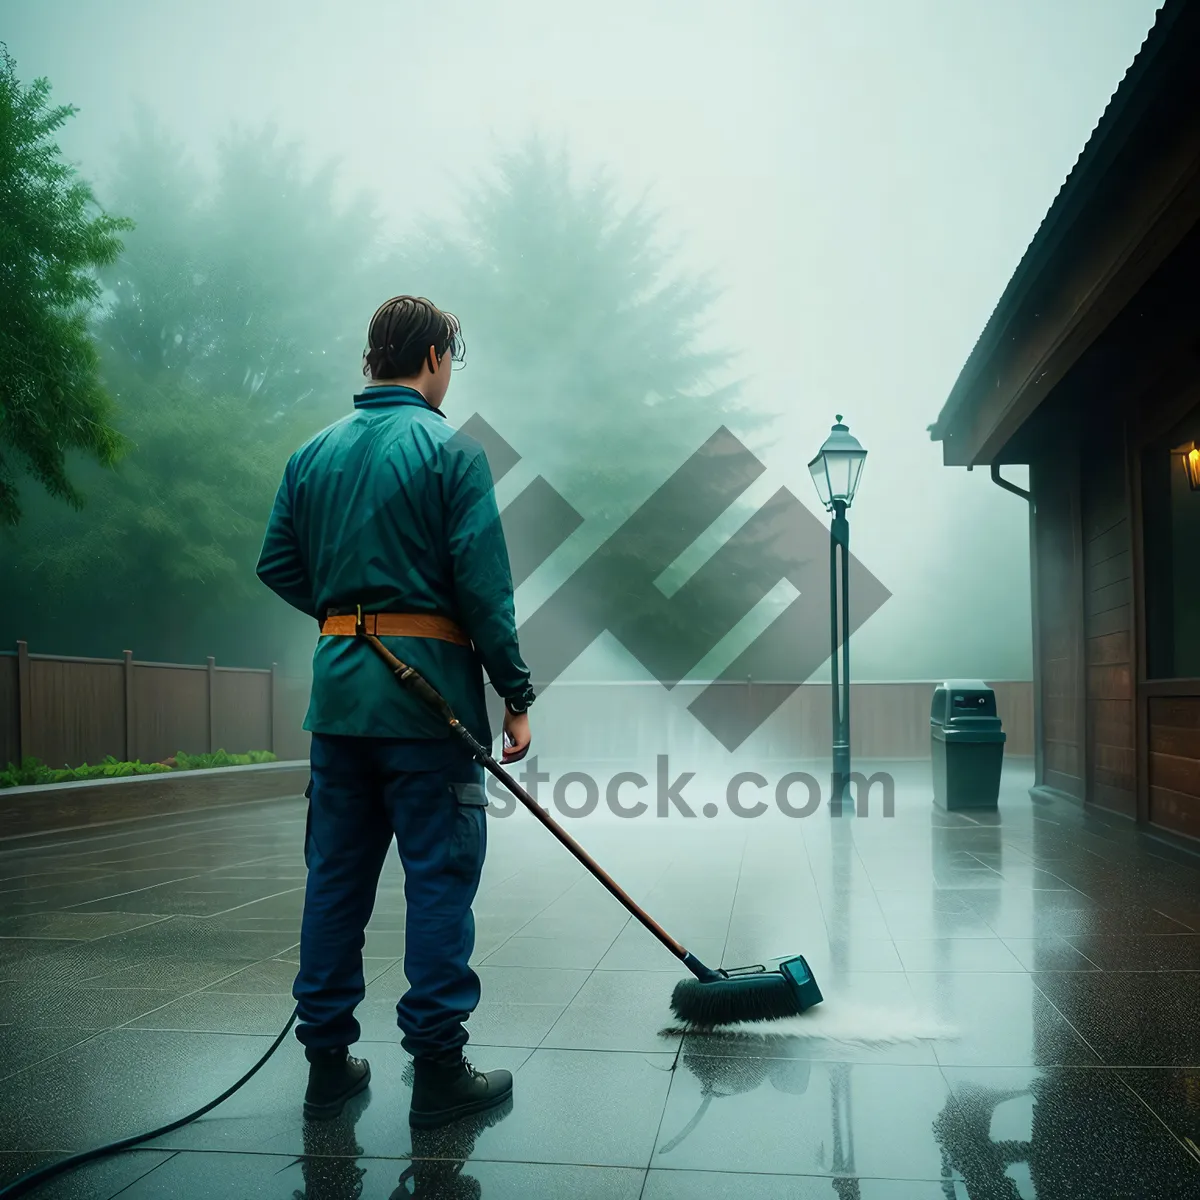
[99, 117, 395, 422]
[405, 140, 774, 678]
[0, 46, 132, 526]
[1, 120, 396, 666]
[406, 138, 760, 529]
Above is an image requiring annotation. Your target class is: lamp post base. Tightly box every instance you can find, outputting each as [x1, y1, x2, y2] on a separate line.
[829, 745, 853, 815]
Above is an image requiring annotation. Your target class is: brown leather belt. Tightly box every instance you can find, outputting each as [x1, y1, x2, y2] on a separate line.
[320, 612, 471, 647]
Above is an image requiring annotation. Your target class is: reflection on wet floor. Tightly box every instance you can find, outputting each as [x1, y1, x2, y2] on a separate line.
[0, 759, 1198, 1197]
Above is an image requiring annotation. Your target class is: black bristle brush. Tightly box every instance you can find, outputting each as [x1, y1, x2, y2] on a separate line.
[365, 632, 824, 1028]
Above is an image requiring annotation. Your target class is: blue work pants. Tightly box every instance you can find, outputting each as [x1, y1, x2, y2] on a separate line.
[293, 733, 487, 1059]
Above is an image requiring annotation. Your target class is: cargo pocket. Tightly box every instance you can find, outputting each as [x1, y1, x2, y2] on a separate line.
[302, 796, 314, 868]
[447, 781, 487, 882]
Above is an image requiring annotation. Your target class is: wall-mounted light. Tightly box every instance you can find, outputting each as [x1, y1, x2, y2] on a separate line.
[1175, 441, 1200, 491]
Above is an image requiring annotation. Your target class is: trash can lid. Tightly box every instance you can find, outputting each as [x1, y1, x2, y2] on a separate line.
[931, 681, 1001, 728]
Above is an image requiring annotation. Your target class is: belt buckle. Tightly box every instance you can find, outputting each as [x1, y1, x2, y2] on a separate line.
[355, 604, 365, 636]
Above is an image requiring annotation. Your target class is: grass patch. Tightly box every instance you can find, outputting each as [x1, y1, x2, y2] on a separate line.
[172, 749, 278, 770]
[1, 750, 278, 788]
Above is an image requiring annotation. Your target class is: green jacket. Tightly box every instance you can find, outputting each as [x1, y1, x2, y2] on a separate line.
[256, 385, 534, 745]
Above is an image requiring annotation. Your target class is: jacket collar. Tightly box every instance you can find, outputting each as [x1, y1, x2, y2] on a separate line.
[353, 385, 444, 416]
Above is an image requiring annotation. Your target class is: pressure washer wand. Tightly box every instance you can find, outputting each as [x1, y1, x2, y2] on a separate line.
[361, 633, 721, 983]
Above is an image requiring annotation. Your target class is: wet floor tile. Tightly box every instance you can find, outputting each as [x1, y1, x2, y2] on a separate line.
[0, 913, 168, 940]
[542, 970, 682, 1052]
[1061, 933, 1200, 972]
[642, 1170, 953, 1198]
[79, 955, 271, 991]
[146, 1039, 414, 1154]
[0, 1027, 97, 1082]
[11, 944, 174, 990]
[108, 1148, 646, 1199]
[360, 930, 406, 958]
[905, 972, 1101, 1067]
[653, 1059, 954, 1179]
[463, 1047, 676, 1167]
[0, 1029, 283, 1152]
[470, 964, 590, 1005]
[1033, 971, 1200, 1066]
[893, 937, 1025, 972]
[127, 991, 297, 1035]
[67, 889, 261, 917]
[1151, 903, 1200, 932]
[203, 889, 305, 918]
[3, 776, 1199, 1196]
[0, 1149, 173, 1197]
[0, 937, 80, 977]
[882, 906, 1000, 939]
[980, 904, 1193, 939]
[1120, 1067, 1200, 1151]
[201, 914, 303, 933]
[516, 909, 631, 940]
[198, 958, 300, 993]
[125, 922, 300, 960]
[728, 936, 905, 976]
[135, 1037, 646, 1170]
[481, 934, 617, 970]
[1000, 936, 1100, 971]
[461, 1000, 569, 1047]
[598, 926, 724, 972]
[0, 985, 183, 1030]
[939, 1065, 1200, 1195]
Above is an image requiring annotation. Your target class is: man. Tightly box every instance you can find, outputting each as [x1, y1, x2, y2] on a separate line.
[256, 295, 535, 1129]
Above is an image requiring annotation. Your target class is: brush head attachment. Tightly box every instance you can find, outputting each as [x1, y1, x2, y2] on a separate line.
[669, 955, 822, 1027]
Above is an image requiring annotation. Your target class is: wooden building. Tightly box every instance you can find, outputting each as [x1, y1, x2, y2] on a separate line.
[930, 0, 1200, 842]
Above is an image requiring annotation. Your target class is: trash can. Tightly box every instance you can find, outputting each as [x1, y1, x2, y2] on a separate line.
[930, 680, 1006, 810]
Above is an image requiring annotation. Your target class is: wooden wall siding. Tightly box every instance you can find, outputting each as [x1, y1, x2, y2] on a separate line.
[0, 656, 19, 768]
[130, 665, 210, 764]
[27, 658, 125, 770]
[1032, 452, 1086, 798]
[273, 675, 312, 762]
[1148, 695, 1200, 838]
[1080, 418, 1137, 817]
[211, 669, 272, 756]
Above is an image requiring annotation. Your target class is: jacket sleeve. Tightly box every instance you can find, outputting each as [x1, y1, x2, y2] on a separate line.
[446, 449, 535, 706]
[256, 460, 318, 619]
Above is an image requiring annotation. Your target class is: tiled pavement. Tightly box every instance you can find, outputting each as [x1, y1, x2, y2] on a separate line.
[1, 758, 1199, 1198]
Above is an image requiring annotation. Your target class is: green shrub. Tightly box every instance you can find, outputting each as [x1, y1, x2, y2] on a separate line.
[0, 755, 171, 788]
[0, 757, 57, 787]
[173, 749, 277, 770]
[0, 750, 275, 787]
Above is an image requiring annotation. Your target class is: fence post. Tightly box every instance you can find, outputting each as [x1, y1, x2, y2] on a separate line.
[123, 650, 135, 760]
[16, 640, 32, 762]
[269, 662, 278, 755]
[207, 656, 216, 753]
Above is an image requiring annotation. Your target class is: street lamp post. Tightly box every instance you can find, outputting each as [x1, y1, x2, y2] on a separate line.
[807, 415, 868, 815]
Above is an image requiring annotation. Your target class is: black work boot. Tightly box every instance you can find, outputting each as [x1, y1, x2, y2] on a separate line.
[303, 1046, 371, 1120]
[409, 1053, 513, 1129]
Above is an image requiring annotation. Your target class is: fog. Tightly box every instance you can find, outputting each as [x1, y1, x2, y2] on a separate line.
[0, 0, 1161, 688]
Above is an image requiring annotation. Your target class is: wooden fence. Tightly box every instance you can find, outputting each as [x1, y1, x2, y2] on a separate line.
[0, 642, 311, 768]
[1, 640, 1033, 769]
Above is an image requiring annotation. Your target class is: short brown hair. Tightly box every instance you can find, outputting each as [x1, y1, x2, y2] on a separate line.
[362, 296, 464, 379]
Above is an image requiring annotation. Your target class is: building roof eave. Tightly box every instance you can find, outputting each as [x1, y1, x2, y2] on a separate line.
[929, 0, 1200, 468]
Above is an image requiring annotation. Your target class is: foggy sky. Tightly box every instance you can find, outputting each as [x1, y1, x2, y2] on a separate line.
[1, 0, 1162, 682]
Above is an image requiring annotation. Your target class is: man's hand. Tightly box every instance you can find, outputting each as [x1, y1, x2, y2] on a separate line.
[501, 708, 531, 764]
